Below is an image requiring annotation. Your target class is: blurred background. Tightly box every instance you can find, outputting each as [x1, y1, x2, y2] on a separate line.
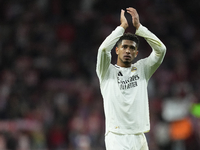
[0, 0, 200, 149]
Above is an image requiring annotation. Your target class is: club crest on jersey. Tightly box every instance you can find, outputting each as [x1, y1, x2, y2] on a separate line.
[131, 67, 137, 72]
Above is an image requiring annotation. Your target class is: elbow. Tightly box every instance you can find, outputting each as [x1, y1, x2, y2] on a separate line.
[162, 44, 167, 55]
[154, 44, 166, 57]
[162, 44, 167, 52]
[159, 44, 167, 56]
[99, 44, 107, 52]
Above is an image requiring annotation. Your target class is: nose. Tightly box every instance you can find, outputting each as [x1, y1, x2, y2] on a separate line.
[125, 48, 130, 53]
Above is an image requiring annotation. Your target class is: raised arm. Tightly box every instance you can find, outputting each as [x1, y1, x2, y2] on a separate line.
[96, 10, 128, 81]
[127, 7, 166, 58]
[127, 7, 166, 79]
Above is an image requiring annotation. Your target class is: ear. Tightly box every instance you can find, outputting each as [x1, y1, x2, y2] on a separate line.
[135, 50, 139, 58]
[116, 47, 119, 55]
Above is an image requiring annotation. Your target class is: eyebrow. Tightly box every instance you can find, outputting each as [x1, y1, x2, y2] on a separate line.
[122, 44, 136, 49]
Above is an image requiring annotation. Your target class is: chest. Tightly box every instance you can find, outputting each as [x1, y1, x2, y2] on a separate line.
[114, 66, 145, 91]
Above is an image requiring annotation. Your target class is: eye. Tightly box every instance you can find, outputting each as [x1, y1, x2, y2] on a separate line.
[130, 46, 136, 50]
[122, 45, 128, 49]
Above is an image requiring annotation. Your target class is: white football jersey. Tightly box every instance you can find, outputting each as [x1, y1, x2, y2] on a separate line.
[96, 25, 166, 135]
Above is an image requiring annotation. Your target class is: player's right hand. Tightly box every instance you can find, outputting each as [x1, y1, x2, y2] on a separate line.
[120, 9, 129, 30]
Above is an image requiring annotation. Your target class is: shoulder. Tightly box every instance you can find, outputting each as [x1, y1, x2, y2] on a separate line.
[105, 64, 117, 76]
[133, 58, 147, 66]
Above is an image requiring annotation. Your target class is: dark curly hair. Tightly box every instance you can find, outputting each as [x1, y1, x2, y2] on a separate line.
[116, 33, 139, 49]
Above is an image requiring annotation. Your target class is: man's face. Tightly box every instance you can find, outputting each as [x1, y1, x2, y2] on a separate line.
[116, 40, 138, 67]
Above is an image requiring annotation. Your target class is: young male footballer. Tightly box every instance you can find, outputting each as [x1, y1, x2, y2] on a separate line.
[96, 7, 166, 150]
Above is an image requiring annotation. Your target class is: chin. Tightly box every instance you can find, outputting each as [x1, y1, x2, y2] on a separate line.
[124, 59, 131, 63]
[123, 61, 131, 65]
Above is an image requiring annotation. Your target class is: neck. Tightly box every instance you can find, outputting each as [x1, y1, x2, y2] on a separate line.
[116, 61, 131, 68]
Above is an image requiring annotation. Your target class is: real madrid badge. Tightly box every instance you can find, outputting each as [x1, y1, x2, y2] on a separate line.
[131, 67, 137, 72]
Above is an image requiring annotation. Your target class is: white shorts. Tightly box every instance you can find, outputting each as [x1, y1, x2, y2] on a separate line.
[105, 132, 149, 150]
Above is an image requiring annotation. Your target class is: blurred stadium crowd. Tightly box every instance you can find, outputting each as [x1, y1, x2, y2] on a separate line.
[0, 0, 200, 149]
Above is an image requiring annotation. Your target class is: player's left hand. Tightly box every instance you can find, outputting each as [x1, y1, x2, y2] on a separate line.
[126, 7, 140, 30]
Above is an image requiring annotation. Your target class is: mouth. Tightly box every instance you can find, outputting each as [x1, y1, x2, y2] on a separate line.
[124, 55, 131, 60]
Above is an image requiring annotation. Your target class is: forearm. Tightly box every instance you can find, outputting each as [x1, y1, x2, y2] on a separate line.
[136, 24, 166, 80]
[120, 22, 128, 30]
[99, 26, 125, 52]
[96, 26, 125, 79]
[135, 24, 166, 58]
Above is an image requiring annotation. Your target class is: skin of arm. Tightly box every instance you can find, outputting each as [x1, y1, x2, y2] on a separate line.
[127, 7, 166, 58]
[96, 10, 126, 80]
[120, 9, 129, 30]
[126, 7, 140, 30]
[126, 7, 166, 79]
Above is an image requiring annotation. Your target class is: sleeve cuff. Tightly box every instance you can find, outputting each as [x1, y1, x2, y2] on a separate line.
[135, 24, 144, 35]
[117, 26, 125, 32]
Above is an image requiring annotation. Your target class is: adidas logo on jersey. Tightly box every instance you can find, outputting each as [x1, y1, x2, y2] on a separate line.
[118, 71, 123, 76]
